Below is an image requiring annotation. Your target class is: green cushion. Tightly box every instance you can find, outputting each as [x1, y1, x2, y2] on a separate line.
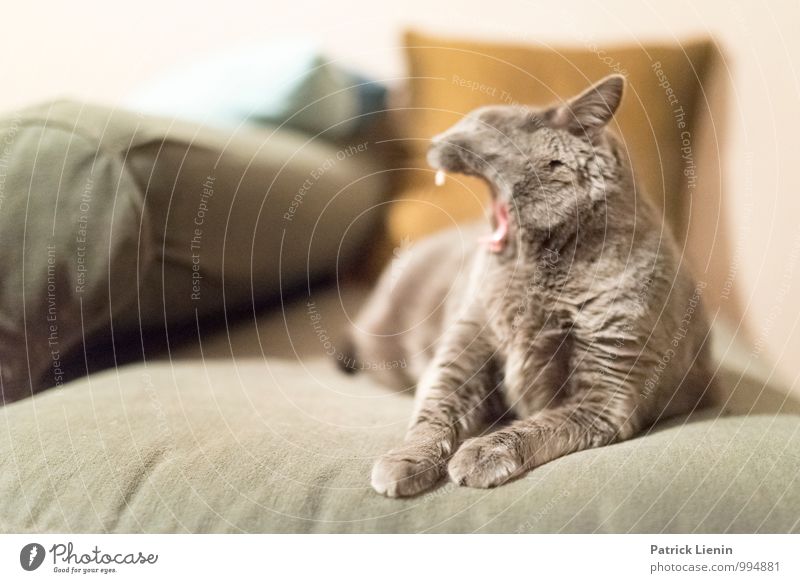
[1, 358, 797, 533]
[0, 101, 387, 402]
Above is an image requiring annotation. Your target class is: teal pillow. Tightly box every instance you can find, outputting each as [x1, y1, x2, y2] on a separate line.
[126, 39, 386, 139]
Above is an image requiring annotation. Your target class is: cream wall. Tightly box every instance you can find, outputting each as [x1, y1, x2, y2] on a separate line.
[3, 0, 799, 394]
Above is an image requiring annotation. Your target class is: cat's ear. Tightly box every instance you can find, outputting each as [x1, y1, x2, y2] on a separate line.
[549, 75, 625, 138]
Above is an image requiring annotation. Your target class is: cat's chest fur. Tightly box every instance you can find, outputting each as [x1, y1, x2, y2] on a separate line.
[475, 250, 583, 414]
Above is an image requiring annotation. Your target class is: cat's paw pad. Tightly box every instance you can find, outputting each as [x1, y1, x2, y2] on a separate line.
[371, 449, 444, 498]
[448, 435, 523, 488]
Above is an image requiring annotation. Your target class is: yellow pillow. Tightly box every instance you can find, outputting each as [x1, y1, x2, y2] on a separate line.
[386, 30, 715, 252]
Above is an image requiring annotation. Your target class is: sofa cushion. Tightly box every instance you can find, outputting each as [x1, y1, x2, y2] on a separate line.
[0, 101, 387, 402]
[0, 355, 797, 534]
[1, 279, 798, 534]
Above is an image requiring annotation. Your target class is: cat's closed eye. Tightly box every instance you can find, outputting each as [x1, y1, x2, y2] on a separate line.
[548, 159, 565, 169]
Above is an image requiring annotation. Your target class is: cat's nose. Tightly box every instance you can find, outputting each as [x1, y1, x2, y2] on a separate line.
[426, 146, 443, 169]
[427, 130, 473, 173]
[429, 135, 462, 158]
[430, 132, 446, 146]
[431, 131, 463, 147]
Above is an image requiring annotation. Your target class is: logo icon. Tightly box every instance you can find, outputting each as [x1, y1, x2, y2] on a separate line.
[20, 543, 46, 571]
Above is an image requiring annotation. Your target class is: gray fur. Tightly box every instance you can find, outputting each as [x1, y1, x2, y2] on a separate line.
[344, 75, 717, 497]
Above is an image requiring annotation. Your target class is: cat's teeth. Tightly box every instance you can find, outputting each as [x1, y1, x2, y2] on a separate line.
[435, 170, 446, 186]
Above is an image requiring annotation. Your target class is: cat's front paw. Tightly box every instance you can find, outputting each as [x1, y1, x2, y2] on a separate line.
[371, 446, 445, 498]
[448, 434, 523, 488]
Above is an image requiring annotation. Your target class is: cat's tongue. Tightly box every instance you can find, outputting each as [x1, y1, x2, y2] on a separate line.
[478, 200, 509, 253]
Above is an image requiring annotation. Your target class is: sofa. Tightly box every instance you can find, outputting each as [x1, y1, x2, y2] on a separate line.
[1, 34, 799, 533]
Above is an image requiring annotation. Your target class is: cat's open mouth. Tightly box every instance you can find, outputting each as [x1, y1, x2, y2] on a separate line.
[480, 198, 509, 252]
[434, 170, 509, 253]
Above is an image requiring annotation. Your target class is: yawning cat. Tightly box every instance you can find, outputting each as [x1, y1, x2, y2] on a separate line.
[342, 75, 717, 497]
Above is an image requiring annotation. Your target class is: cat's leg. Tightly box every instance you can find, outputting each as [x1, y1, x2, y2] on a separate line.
[448, 370, 640, 488]
[371, 318, 500, 497]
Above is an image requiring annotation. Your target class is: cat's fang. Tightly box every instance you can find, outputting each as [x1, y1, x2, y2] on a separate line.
[478, 201, 509, 253]
[435, 170, 446, 186]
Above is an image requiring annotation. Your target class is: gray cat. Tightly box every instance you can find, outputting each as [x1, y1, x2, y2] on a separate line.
[341, 75, 717, 497]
